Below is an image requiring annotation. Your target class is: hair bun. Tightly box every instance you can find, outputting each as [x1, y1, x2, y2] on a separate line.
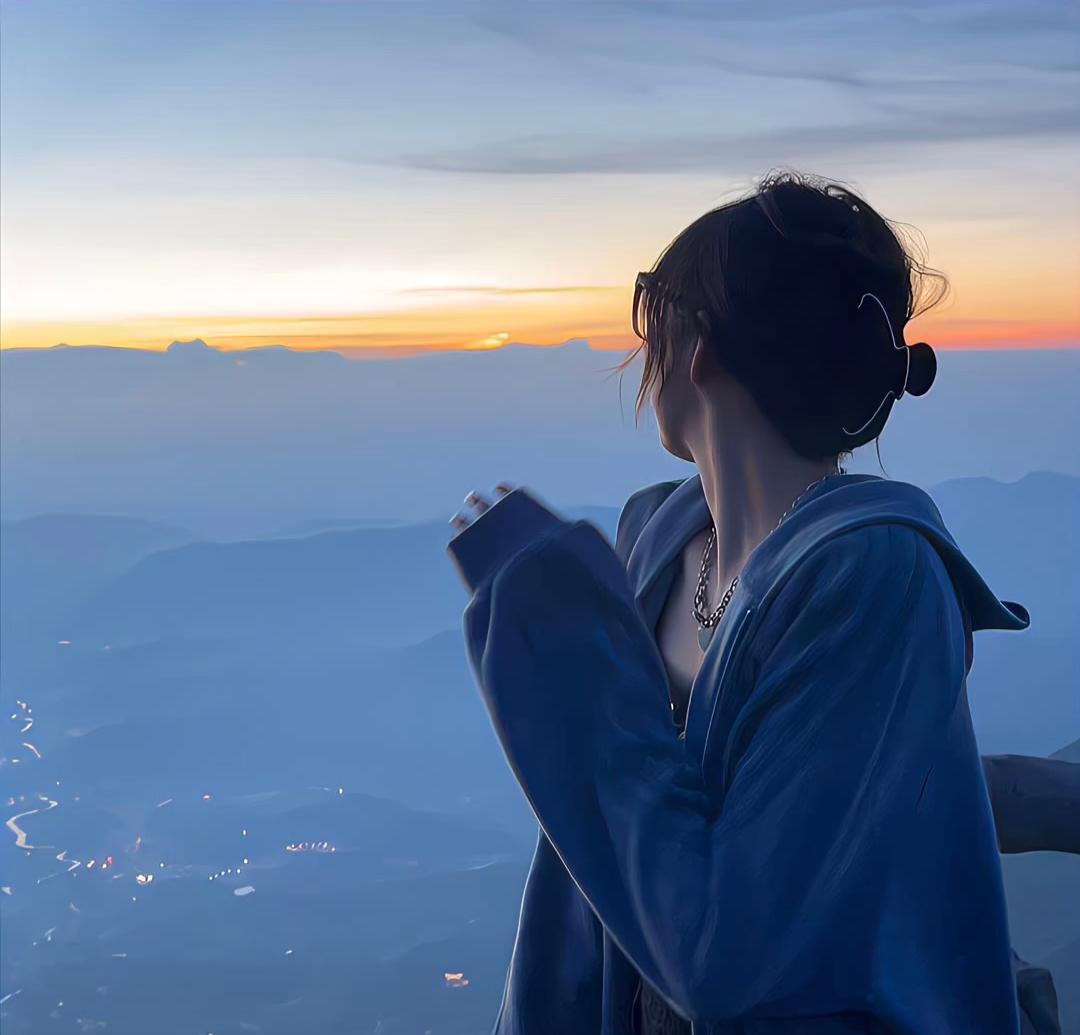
[904, 341, 936, 396]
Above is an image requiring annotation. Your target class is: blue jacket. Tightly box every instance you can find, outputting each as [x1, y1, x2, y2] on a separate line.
[446, 472, 1072, 1034]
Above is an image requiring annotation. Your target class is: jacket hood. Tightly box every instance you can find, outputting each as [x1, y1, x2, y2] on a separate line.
[629, 472, 1030, 634]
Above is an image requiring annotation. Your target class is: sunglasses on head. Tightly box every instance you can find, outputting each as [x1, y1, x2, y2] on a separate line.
[632, 271, 710, 343]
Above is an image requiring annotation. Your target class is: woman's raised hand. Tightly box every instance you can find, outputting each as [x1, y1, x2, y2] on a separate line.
[449, 482, 515, 533]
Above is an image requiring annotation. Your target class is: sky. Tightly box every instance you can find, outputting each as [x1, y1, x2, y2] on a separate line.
[1, 0, 1077, 355]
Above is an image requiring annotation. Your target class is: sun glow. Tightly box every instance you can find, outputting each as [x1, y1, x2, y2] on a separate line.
[466, 332, 511, 350]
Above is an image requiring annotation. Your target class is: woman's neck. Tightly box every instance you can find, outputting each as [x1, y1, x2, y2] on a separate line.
[693, 434, 838, 582]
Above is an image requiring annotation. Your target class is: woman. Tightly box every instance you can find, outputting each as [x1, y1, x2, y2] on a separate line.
[446, 171, 1078, 1034]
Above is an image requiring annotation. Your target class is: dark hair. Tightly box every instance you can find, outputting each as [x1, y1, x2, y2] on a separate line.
[607, 168, 946, 466]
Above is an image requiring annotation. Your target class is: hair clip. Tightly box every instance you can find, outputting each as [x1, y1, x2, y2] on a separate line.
[841, 291, 909, 437]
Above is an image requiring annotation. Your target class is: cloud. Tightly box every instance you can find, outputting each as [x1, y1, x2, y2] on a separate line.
[392, 0, 1080, 175]
[383, 105, 1080, 175]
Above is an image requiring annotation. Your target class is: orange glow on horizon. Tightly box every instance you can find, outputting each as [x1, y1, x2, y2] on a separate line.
[2, 321, 1075, 355]
[1, 295, 1076, 356]
[0, 285, 639, 354]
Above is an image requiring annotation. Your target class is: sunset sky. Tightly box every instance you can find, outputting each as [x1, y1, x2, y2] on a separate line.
[1, 0, 1077, 355]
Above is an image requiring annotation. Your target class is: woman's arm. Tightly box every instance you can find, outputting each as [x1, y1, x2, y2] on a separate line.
[450, 491, 983, 1022]
[983, 753, 1080, 854]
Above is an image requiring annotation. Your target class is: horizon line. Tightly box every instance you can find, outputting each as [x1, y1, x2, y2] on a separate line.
[3, 336, 1079, 358]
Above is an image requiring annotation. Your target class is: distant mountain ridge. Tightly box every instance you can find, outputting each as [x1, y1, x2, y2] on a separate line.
[4, 341, 1077, 538]
[0, 512, 198, 629]
[1054, 739, 1080, 763]
[3, 473, 1076, 760]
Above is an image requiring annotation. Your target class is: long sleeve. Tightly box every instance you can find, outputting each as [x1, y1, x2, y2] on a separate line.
[982, 753, 1080, 854]
[452, 490, 1006, 1024]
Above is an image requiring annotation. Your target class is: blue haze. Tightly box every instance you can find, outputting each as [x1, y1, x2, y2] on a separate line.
[0, 342, 1077, 1034]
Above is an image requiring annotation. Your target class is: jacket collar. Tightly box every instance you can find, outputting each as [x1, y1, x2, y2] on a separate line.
[626, 470, 1029, 641]
[626, 472, 872, 629]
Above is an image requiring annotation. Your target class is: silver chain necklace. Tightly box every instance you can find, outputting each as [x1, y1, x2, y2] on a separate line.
[693, 467, 842, 650]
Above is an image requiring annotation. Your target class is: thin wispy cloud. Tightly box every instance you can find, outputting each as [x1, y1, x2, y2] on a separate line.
[387, 104, 1080, 176]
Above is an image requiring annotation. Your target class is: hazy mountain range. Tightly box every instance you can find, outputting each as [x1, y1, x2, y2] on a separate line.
[2, 340, 1078, 538]
[4, 469, 1074, 757]
[2, 340, 1077, 1034]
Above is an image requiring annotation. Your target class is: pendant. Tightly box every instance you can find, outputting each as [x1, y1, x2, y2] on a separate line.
[698, 623, 716, 651]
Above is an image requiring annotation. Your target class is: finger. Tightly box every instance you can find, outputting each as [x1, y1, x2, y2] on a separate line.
[449, 512, 471, 531]
[494, 482, 514, 496]
[464, 490, 491, 513]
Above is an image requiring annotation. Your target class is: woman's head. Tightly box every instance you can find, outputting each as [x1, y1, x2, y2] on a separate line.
[612, 169, 944, 470]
